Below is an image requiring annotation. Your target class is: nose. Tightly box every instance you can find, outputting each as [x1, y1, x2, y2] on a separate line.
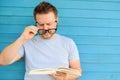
[43, 25, 48, 30]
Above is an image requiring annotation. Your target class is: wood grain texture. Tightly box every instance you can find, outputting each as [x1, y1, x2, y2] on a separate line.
[0, 0, 120, 80]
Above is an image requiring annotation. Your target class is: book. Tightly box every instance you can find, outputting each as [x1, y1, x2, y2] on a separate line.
[29, 67, 81, 76]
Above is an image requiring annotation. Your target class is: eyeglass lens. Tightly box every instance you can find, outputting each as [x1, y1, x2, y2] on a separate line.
[38, 28, 57, 35]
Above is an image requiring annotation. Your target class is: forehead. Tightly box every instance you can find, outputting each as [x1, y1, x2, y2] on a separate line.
[36, 12, 56, 23]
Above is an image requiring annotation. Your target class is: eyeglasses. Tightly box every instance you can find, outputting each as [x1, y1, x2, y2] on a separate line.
[36, 20, 57, 35]
[38, 28, 57, 35]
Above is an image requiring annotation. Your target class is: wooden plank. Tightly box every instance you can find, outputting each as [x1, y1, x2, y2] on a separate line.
[68, 35, 120, 45]
[77, 45, 120, 54]
[1, 16, 120, 28]
[0, 33, 20, 42]
[0, 58, 25, 71]
[0, 0, 120, 11]
[0, 71, 24, 79]
[0, 7, 33, 16]
[1, 24, 120, 36]
[80, 72, 120, 80]
[1, 34, 120, 46]
[59, 18, 120, 28]
[58, 27, 120, 36]
[59, 9, 120, 19]
[0, 16, 35, 25]
[1, 7, 120, 19]
[1, 43, 120, 55]
[82, 63, 120, 72]
[0, 25, 25, 33]
[80, 54, 120, 63]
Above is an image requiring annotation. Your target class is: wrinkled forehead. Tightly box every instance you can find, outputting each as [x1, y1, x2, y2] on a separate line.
[36, 12, 57, 23]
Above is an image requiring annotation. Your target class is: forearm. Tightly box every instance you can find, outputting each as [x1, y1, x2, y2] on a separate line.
[65, 69, 82, 80]
[55, 75, 79, 80]
[0, 26, 38, 65]
[0, 37, 26, 65]
[64, 74, 80, 80]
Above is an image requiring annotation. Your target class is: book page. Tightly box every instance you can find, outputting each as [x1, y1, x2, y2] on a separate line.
[29, 68, 56, 74]
[57, 67, 81, 76]
[29, 67, 81, 76]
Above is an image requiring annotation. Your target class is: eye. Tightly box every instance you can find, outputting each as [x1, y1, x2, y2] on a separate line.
[46, 23, 51, 26]
[39, 24, 44, 26]
[37, 23, 44, 27]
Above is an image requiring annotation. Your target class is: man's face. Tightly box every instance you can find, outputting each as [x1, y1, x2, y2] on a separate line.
[36, 12, 58, 39]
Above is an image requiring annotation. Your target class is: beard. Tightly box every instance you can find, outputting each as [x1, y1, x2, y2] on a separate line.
[40, 32, 55, 39]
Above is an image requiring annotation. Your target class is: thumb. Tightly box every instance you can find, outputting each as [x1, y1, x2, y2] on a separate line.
[56, 71, 67, 77]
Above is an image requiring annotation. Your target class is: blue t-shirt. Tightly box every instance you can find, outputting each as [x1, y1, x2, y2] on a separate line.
[19, 34, 79, 80]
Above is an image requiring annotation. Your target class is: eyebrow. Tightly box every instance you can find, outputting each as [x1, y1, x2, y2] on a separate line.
[37, 21, 54, 25]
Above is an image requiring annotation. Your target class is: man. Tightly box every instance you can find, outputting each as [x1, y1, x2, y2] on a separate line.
[0, 1, 82, 80]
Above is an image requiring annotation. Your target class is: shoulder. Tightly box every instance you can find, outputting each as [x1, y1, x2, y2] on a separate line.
[57, 34, 75, 44]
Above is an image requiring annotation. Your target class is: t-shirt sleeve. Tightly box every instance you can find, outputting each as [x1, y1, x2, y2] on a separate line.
[18, 45, 25, 57]
[68, 39, 80, 60]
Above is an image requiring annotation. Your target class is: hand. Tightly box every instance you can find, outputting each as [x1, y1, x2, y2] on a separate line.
[19, 26, 39, 42]
[49, 71, 80, 80]
[49, 71, 67, 80]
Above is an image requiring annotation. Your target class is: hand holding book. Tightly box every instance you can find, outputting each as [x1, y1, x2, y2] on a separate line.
[29, 67, 81, 76]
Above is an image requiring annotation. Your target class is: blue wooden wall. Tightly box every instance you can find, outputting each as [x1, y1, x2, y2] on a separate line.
[0, 0, 120, 80]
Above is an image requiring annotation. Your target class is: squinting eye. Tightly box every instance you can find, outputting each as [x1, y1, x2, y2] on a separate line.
[47, 23, 51, 26]
[39, 24, 44, 26]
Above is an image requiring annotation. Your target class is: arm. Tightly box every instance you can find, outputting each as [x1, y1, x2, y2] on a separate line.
[66, 60, 82, 80]
[0, 26, 38, 65]
[0, 38, 25, 65]
[49, 39, 82, 80]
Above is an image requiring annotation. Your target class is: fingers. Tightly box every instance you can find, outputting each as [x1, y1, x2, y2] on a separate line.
[49, 74, 64, 80]
[56, 71, 67, 77]
[20, 25, 39, 41]
[49, 71, 67, 80]
[25, 25, 39, 35]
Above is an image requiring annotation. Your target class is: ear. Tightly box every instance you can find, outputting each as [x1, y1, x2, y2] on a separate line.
[55, 17, 58, 23]
[55, 20, 57, 22]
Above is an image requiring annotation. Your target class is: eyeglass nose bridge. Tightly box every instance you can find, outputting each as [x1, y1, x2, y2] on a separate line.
[44, 30, 49, 33]
[44, 29, 55, 34]
[38, 29, 50, 35]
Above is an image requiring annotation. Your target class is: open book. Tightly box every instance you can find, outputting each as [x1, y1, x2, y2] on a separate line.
[29, 67, 81, 76]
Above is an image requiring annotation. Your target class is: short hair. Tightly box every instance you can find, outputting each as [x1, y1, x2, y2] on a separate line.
[33, 1, 58, 20]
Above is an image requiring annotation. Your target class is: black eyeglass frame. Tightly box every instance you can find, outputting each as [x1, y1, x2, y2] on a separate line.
[35, 20, 58, 35]
[37, 28, 57, 35]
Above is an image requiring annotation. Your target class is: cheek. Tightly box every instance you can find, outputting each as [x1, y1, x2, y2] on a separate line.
[52, 23, 57, 28]
[48, 26, 56, 29]
[37, 26, 43, 29]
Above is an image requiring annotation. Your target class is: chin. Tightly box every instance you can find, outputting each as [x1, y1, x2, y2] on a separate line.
[41, 33, 56, 39]
[42, 35, 52, 39]
[43, 37, 51, 39]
